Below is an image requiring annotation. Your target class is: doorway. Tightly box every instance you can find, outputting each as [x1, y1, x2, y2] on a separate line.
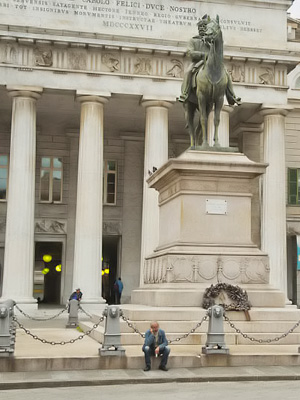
[34, 241, 63, 304]
[287, 235, 297, 305]
[0, 246, 4, 297]
[102, 236, 120, 304]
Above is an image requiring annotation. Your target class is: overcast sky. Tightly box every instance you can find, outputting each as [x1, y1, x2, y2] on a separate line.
[288, 0, 300, 18]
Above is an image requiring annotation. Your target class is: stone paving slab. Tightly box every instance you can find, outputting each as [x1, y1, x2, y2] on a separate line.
[2, 366, 300, 390]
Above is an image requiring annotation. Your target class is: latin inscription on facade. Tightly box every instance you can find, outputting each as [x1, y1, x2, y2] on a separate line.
[0, 0, 286, 48]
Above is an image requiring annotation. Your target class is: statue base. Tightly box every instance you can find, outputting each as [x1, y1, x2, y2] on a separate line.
[133, 149, 285, 308]
[191, 144, 239, 153]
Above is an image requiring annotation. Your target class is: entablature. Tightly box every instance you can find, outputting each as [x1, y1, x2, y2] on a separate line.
[0, 30, 298, 90]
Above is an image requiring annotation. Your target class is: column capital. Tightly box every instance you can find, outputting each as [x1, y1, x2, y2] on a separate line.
[141, 96, 175, 109]
[259, 105, 292, 117]
[7, 85, 43, 100]
[76, 90, 111, 105]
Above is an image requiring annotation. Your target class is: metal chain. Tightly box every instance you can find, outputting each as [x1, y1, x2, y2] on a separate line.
[224, 313, 300, 343]
[13, 314, 105, 345]
[79, 305, 93, 319]
[120, 310, 209, 343]
[120, 313, 145, 338]
[168, 313, 209, 344]
[15, 304, 68, 321]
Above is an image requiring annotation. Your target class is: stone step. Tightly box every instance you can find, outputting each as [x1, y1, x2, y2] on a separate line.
[90, 316, 300, 335]
[79, 321, 300, 346]
[2, 345, 300, 372]
[96, 342, 300, 369]
[116, 305, 300, 322]
[131, 288, 286, 307]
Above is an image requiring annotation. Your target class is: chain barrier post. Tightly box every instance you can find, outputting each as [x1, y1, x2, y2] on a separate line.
[66, 299, 79, 328]
[0, 299, 16, 357]
[99, 305, 125, 356]
[202, 305, 229, 355]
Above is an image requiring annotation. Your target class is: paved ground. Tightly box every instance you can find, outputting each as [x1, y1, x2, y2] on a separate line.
[2, 365, 300, 390]
[1, 381, 300, 400]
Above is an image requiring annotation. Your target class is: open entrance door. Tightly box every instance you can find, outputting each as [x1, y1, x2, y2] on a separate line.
[34, 242, 63, 305]
[102, 236, 120, 304]
[287, 235, 298, 305]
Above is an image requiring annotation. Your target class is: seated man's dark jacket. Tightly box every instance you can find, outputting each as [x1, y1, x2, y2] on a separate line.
[144, 328, 168, 351]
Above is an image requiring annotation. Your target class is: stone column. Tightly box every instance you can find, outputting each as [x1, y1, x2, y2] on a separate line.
[261, 107, 289, 296]
[208, 106, 233, 147]
[140, 99, 173, 285]
[1, 86, 42, 307]
[72, 94, 109, 304]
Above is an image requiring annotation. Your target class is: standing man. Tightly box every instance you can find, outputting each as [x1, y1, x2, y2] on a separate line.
[142, 321, 170, 371]
[114, 277, 123, 304]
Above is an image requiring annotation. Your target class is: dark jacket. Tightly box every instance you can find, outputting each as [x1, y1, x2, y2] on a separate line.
[69, 291, 82, 301]
[143, 328, 168, 351]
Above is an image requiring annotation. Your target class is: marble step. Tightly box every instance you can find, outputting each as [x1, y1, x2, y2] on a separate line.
[79, 321, 300, 346]
[3, 344, 300, 371]
[115, 305, 300, 322]
[131, 288, 286, 307]
[90, 316, 300, 334]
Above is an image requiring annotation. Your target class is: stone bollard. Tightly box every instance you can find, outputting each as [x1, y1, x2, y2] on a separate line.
[202, 305, 229, 355]
[0, 299, 16, 356]
[66, 299, 79, 328]
[99, 305, 125, 356]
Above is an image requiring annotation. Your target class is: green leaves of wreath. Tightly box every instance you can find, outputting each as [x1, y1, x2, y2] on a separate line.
[202, 283, 251, 311]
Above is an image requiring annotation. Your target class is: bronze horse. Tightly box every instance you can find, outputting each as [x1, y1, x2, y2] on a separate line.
[184, 17, 235, 148]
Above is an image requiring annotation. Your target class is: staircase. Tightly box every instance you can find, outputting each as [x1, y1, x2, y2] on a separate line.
[79, 304, 300, 369]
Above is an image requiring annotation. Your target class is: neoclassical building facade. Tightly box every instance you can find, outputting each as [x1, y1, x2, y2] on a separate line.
[0, 0, 299, 308]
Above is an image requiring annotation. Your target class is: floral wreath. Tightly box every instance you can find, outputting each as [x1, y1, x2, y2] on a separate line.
[202, 283, 251, 311]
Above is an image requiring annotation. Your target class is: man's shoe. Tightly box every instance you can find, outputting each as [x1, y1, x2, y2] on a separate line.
[144, 365, 151, 371]
[159, 365, 168, 371]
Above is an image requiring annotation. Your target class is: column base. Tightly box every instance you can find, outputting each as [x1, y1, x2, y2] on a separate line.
[80, 298, 107, 314]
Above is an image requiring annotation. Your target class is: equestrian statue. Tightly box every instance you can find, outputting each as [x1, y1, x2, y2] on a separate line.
[179, 15, 241, 148]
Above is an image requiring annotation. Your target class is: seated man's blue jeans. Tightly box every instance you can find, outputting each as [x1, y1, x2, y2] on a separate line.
[142, 344, 170, 367]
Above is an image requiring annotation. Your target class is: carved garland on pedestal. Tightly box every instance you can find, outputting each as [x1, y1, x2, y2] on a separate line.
[202, 283, 251, 311]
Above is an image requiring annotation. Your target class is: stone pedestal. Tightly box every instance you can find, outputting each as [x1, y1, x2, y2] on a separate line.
[132, 149, 285, 308]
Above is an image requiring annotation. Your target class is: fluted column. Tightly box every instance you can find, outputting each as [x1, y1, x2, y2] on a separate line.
[261, 107, 288, 296]
[208, 106, 233, 147]
[140, 99, 173, 285]
[72, 94, 109, 304]
[1, 86, 42, 305]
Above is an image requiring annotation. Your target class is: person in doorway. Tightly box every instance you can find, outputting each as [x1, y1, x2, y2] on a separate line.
[113, 277, 123, 304]
[69, 288, 83, 301]
[142, 321, 170, 372]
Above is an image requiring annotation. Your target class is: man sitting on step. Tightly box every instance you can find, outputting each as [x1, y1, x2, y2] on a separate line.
[142, 321, 170, 371]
